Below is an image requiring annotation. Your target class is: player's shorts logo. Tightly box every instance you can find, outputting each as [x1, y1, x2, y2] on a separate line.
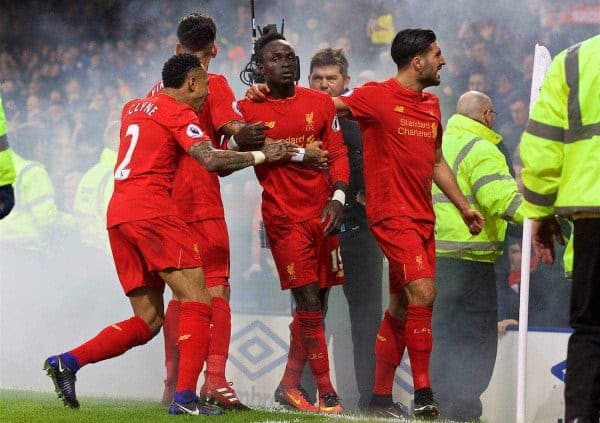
[415, 254, 424, 270]
[287, 262, 296, 280]
[186, 123, 204, 138]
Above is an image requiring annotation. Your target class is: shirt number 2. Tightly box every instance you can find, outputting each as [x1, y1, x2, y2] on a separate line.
[114, 124, 139, 181]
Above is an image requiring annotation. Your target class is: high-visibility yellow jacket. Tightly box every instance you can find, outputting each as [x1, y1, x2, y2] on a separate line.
[563, 234, 574, 279]
[0, 95, 16, 187]
[0, 151, 57, 249]
[520, 34, 600, 219]
[73, 148, 116, 251]
[434, 113, 525, 262]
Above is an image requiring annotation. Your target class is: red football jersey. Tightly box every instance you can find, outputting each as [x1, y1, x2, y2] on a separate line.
[107, 93, 210, 227]
[237, 87, 349, 225]
[148, 74, 243, 221]
[338, 78, 442, 224]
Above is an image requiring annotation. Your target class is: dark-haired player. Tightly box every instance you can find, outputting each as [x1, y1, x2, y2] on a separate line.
[237, 32, 349, 415]
[149, 14, 326, 409]
[333, 29, 484, 418]
[44, 53, 296, 416]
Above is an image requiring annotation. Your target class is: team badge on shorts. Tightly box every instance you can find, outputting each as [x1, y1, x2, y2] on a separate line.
[286, 263, 296, 280]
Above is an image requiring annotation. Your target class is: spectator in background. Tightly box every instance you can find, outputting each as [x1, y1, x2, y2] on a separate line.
[73, 120, 119, 254]
[495, 241, 571, 328]
[499, 95, 529, 156]
[467, 69, 490, 94]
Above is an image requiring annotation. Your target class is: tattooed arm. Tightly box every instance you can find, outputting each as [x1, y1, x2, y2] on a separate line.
[188, 140, 298, 173]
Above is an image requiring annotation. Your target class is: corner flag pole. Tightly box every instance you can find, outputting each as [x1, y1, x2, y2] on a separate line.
[516, 43, 552, 423]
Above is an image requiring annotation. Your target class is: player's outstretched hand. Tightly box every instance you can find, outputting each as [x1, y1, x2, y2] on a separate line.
[235, 122, 269, 150]
[321, 200, 344, 236]
[303, 141, 329, 170]
[461, 208, 484, 235]
[245, 83, 270, 102]
[262, 141, 298, 163]
[532, 217, 564, 264]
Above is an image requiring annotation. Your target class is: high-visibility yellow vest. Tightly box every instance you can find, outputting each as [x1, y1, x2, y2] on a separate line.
[434, 113, 525, 262]
[520, 34, 600, 218]
[0, 151, 57, 249]
[563, 233, 574, 279]
[0, 94, 16, 187]
[370, 14, 395, 45]
[73, 148, 116, 251]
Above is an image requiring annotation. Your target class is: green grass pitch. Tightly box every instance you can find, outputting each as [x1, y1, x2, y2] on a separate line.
[1, 389, 476, 422]
[0, 389, 403, 422]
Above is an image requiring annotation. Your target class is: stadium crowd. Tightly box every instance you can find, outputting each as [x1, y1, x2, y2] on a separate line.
[1, 0, 598, 418]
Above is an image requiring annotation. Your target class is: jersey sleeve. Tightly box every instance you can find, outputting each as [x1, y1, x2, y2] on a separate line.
[321, 98, 350, 186]
[337, 85, 377, 121]
[169, 108, 212, 151]
[207, 75, 245, 131]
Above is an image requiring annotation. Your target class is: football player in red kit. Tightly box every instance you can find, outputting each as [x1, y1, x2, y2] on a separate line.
[237, 32, 349, 414]
[44, 54, 296, 416]
[150, 13, 327, 409]
[334, 29, 484, 418]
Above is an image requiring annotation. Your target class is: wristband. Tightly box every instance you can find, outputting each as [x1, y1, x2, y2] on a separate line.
[291, 147, 305, 162]
[332, 189, 346, 205]
[251, 151, 266, 165]
[227, 135, 239, 151]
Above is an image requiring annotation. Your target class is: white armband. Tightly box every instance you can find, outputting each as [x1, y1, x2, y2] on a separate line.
[227, 135, 239, 151]
[291, 147, 305, 162]
[332, 189, 346, 205]
[251, 151, 266, 165]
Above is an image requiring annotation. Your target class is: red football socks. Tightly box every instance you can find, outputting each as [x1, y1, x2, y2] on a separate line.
[175, 301, 212, 393]
[405, 305, 433, 390]
[280, 313, 306, 389]
[204, 297, 231, 387]
[373, 310, 406, 395]
[69, 316, 152, 367]
[163, 300, 181, 388]
[297, 310, 334, 397]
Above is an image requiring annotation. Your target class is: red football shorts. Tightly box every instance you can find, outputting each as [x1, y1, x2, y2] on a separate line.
[370, 216, 435, 294]
[188, 218, 230, 288]
[265, 217, 345, 290]
[108, 215, 203, 295]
